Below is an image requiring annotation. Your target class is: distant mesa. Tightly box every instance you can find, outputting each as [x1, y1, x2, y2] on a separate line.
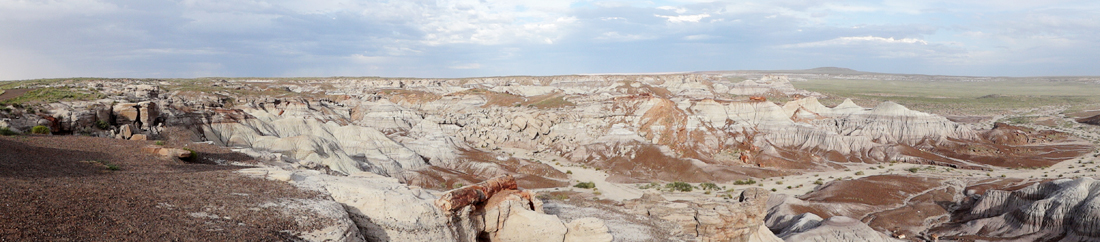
[802, 67, 865, 74]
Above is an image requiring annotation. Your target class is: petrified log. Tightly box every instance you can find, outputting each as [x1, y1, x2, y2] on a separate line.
[435, 175, 518, 213]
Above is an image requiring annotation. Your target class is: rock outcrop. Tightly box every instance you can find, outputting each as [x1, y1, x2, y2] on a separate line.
[624, 189, 782, 241]
[1077, 114, 1100, 126]
[5, 75, 1084, 186]
[934, 178, 1100, 241]
[434, 175, 613, 242]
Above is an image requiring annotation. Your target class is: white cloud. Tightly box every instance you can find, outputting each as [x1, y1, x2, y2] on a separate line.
[683, 34, 713, 40]
[655, 13, 710, 23]
[595, 32, 651, 42]
[656, 6, 687, 14]
[784, 36, 929, 48]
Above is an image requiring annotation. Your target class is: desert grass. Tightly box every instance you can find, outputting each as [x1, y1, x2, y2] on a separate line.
[794, 79, 1100, 116]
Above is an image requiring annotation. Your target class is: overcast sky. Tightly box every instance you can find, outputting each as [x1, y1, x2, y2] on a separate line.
[1, 0, 1098, 80]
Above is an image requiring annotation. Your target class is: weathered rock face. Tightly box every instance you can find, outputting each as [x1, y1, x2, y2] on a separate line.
[765, 175, 966, 240]
[934, 178, 1100, 241]
[6, 75, 1080, 186]
[433, 175, 613, 242]
[624, 189, 782, 241]
[242, 168, 476, 242]
[1077, 114, 1100, 126]
[779, 216, 901, 242]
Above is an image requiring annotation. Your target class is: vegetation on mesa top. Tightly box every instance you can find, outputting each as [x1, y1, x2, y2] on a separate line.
[794, 79, 1100, 116]
[0, 87, 106, 106]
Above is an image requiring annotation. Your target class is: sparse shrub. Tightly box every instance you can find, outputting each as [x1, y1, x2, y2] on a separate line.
[574, 181, 596, 189]
[907, 167, 920, 173]
[700, 182, 720, 191]
[855, 171, 865, 175]
[566, 170, 572, 175]
[638, 182, 660, 189]
[155, 140, 165, 146]
[771, 188, 777, 192]
[1000, 174, 1007, 178]
[453, 182, 465, 189]
[30, 125, 49, 134]
[775, 181, 783, 185]
[733, 179, 756, 185]
[95, 120, 110, 130]
[106, 163, 120, 171]
[813, 179, 824, 185]
[0, 127, 16, 136]
[665, 182, 692, 192]
[182, 148, 197, 162]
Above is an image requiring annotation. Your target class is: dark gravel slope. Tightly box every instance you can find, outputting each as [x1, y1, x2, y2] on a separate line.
[0, 135, 321, 241]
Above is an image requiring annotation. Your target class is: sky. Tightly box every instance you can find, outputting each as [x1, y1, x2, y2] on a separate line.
[1, 0, 1098, 80]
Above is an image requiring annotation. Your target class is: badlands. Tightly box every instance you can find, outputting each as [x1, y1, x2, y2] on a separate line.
[2, 70, 1100, 241]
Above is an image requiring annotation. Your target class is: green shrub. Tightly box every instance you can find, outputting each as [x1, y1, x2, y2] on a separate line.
[854, 171, 865, 175]
[182, 148, 197, 162]
[907, 167, 920, 173]
[95, 120, 110, 130]
[665, 182, 693, 192]
[30, 125, 50, 134]
[813, 179, 824, 185]
[700, 182, 720, 191]
[566, 170, 572, 175]
[155, 140, 165, 146]
[452, 182, 464, 189]
[733, 179, 757, 185]
[0, 127, 16, 136]
[574, 181, 596, 189]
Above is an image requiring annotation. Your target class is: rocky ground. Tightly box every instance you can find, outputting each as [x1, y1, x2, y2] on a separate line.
[0, 135, 338, 241]
[2, 73, 1100, 241]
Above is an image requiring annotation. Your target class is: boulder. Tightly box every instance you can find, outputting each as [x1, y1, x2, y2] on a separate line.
[113, 102, 140, 125]
[564, 218, 613, 242]
[140, 145, 192, 159]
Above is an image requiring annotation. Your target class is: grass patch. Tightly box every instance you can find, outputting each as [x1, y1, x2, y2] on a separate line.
[699, 182, 721, 191]
[0, 127, 17, 136]
[573, 181, 596, 189]
[30, 125, 50, 134]
[0, 87, 106, 105]
[95, 120, 110, 130]
[793, 79, 1100, 116]
[665, 181, 693, 192]
[181, 148, 198, 162]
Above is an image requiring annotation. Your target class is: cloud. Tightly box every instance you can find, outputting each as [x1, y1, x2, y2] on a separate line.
[784, 36, 929, 48]
[595, 31, 651, 41]
[1, 0, 1100, 79]
[654, 13, 711, 23]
